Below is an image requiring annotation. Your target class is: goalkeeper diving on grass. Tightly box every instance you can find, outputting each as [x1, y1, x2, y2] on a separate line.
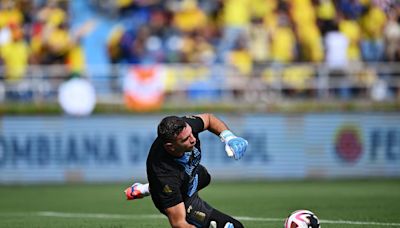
[124, 113, 248, 228]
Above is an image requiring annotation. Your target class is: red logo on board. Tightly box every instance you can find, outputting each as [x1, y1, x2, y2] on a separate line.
[334, 125, 363, 163]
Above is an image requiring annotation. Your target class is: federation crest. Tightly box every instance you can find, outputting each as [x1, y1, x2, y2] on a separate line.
[334, 124, 363, 164]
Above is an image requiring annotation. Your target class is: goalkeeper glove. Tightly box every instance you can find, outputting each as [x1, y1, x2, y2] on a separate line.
[220, 130, 248, 160]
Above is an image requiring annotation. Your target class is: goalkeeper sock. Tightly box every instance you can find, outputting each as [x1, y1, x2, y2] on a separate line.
[136, 183, 149, 195]
[125, 183, 150, 200]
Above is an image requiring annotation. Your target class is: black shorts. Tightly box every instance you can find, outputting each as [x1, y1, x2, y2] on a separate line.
[184, 166, 244, 228]
[185, 194, 244, 228]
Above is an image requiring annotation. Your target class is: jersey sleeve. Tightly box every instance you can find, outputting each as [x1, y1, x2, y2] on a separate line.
[182, 115, 204, 134]
[150, 174, 183, 210]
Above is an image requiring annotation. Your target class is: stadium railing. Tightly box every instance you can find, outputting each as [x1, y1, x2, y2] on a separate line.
[0, 62, 399, 107]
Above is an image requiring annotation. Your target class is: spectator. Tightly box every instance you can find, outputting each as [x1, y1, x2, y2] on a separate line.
[107, 25, 125, 64]
[0, 24, 29, 82]
[248, 17, 270, 63]
[337, 0, 363, 20]
[41, 22, 72, 64]
[31, 0, 70, 65]
[383, 6, 400, 61]
[338, 12, 362, 62]
[0, 0, 24, 26]
[191, 32, 216, 64]
[37, 0, 67, 29]
[227, 34, 252, 76]
[324, 21, 351, 99]
[66, 41, 85, 78]
[172, 0, 207, 34]
[359, 1, 387, 62]
[179, 32, 197, 63]
[316, 0, 337, 37]
[270, 12, 296, 63]
[121, 24, 150, 64]
[324, 22, 349, 69]
[217, 0, 251, 62]
[291, 0, 324, 62]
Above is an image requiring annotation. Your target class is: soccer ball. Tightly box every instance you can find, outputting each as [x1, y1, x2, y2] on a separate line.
[284, 209, 320, 228]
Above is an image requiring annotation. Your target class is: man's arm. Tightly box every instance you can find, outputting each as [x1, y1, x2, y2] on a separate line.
[196, 113, 248, 160]
[165, 202, 196, 228]
[196, 113, 228, 135]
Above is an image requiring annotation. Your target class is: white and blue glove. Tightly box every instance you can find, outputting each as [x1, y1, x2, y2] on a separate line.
[220, 130, 248, 160]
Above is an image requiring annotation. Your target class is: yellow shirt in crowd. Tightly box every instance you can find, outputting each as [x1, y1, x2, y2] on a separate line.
[0, 8, 24, 27]
[316, 0, 336, 20]
[360, 6, 387, 39]
[271, 26, 296, 63]
[228, 48, 253, 75]
[339, 19, 362, 60]
[291, 0, 316, 26]
[46, 27, 71, 55]
[1, 41, 29, 81]
[173, 1, 207, 33]
[222, 0, 250, 27]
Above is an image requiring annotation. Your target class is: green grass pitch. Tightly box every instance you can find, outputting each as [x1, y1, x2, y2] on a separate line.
[0, 179, 399, 227]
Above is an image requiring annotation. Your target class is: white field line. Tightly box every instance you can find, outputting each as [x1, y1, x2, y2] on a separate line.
[1, 211, 400, 227]
[236, 216, 400, 226]
[37, 211, 165, 219]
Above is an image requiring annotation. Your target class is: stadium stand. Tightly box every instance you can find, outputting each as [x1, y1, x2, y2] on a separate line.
[0, 0, 399, 106]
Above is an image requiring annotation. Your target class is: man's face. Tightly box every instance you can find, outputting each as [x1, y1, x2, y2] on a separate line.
[171, 124, 196, 156]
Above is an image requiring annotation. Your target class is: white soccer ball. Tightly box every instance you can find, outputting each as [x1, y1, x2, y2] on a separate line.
[284, 209, 320, 228]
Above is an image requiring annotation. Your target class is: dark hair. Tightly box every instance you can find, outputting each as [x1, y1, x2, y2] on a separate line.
[157, 116, 187, 142]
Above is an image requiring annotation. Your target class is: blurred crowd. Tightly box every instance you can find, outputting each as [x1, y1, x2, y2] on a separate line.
[0, 0, 84, 83]
[0, 0, 399, 85]
[106, 0, 400, 76]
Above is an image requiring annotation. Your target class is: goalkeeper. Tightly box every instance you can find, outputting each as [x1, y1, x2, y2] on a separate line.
[125, 113, 248, 228]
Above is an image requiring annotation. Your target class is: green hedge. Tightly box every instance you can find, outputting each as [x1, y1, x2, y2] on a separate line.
[0, 100, 399, 116]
